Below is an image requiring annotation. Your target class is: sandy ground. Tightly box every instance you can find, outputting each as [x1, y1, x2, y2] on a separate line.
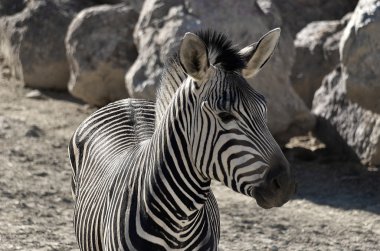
[0, 79, 379, 251]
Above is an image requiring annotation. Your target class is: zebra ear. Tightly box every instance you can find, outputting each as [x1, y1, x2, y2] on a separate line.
[179, 32, 210, 81]
[240, 28, 281, 78]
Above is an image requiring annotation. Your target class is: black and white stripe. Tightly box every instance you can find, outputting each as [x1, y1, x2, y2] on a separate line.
[69, 29, 295, 251]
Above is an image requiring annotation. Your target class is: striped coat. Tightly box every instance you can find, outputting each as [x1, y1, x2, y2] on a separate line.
[69, 29, 295, 250]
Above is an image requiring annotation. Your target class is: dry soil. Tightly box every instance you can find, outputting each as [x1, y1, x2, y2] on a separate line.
[0, 79, 379, 251]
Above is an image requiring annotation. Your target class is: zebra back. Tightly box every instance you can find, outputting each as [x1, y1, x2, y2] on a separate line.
[69, 99, 156, 199]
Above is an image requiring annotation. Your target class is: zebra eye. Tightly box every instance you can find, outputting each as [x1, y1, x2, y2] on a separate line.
[218, 112, 236, 123]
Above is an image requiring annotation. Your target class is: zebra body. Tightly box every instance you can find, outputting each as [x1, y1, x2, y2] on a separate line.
[69, 29, 295, 250]
[70, 98, 219, 250]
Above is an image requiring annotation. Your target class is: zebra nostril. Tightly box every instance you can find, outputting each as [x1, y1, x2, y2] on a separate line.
[266, 160, 289, 191]
[272, 177, 281, 190]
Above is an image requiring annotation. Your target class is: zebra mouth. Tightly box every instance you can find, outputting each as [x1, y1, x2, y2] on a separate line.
[253, 189, 274, 209]
[247, 183, 277, 209]
[252, 187, 291, 209]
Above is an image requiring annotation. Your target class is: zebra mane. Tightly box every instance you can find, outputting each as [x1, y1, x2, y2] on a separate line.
[155, 30, 245, 125]
[195, 29, 245, 72]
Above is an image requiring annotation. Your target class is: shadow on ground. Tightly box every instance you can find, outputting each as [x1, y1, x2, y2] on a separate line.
[287, 148, 380, 214]
[39, 89, 86, 104]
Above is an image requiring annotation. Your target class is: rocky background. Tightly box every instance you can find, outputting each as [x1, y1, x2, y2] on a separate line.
[0, 0, 380, 250]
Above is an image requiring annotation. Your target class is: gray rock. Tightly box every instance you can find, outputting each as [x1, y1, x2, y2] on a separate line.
[25, 90, 46, 100]
[309, 1, 380, 165]
[273, 0, 358, 35]
[126, 0, 315, 142]
[25, 125, 44, 138]
[312, 67, 380, 166]
[340, 0, 380, 113]
[66, 4, 138, 106]
[0, 0, 93, 89]
[125, 0, 200, 100]
[291, 15, 351, 108]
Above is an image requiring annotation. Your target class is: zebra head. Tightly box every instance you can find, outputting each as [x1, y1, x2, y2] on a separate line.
[178, 29, 296, 209]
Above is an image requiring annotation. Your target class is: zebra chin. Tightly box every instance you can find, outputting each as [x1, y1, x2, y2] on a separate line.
[248, 170, 296, 209]
[249, 178, 296, 209]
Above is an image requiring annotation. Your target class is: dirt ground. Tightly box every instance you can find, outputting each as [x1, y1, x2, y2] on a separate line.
[0, 79, 379, 251]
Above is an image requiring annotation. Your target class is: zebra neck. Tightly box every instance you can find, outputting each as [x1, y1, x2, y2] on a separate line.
[155, 57, 187, 127]
[145, 91, 211, 223]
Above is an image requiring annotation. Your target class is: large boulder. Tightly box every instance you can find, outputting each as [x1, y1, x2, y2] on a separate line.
[313, 67, 380, 166]
[273, 0, 358, 35]
[66, 4, 138, 106]
[340, 0, 380, 113]
[291, 14, 351, 108]
[312, 0, 380, 166]
[0, 0, 93, 89]
[126, 0, 315, 142]
[125, 0, 200, 99]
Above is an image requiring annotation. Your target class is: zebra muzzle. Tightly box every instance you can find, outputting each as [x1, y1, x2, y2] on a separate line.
[253, 160, 296, 209]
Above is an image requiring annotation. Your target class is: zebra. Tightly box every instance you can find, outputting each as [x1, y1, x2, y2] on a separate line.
[68, 28, 296, 251]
